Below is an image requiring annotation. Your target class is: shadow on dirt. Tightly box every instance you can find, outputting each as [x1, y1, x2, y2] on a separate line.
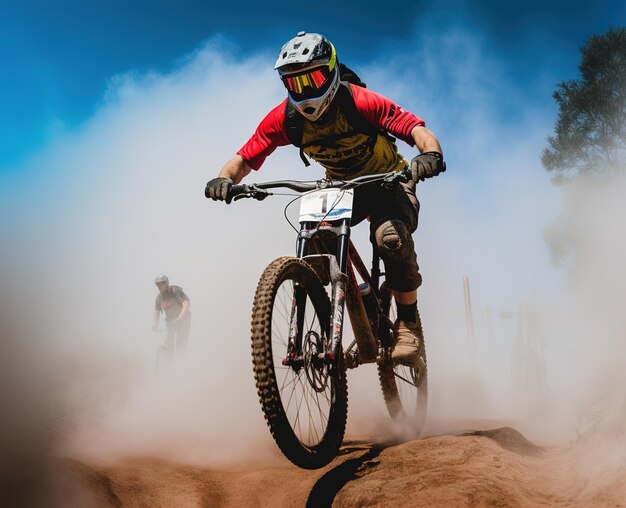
[306, 427, 544, 506]
[306, 439, 398, 507]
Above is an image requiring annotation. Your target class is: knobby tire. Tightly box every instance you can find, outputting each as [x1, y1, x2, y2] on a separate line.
[377, 283, 428, 435]
[251, 256, 348, 469]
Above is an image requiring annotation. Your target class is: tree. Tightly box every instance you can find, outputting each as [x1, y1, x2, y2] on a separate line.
[542, 27, 626, 180]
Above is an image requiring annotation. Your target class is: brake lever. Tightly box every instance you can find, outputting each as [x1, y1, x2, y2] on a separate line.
[382, 169, 410, 189]
[232, 186, 271, 202]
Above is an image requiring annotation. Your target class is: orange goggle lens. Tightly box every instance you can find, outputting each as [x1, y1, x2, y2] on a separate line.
[282, 68, 330, 94]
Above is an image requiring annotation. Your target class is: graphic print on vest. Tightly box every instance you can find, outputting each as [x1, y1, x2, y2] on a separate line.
[304, 114, 372, 175]
[300, 99, 408, 179]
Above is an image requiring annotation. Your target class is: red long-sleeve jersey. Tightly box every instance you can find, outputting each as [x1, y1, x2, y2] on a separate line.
[237, 84, 425, 172]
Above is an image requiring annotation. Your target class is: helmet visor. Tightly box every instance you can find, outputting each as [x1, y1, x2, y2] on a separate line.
[281, 65, 334, 98]
[281, 66, 332, 94]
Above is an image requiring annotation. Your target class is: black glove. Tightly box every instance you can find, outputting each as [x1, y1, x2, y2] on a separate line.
[205, 177, 233, 203]
[409, 152, 446, 182]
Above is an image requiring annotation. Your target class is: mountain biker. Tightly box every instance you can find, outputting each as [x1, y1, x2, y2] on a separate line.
[152, 274, 191, 349]
[206, 32, 445, 366]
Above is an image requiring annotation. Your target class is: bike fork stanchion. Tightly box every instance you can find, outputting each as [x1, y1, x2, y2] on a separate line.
[328, 271, 347, 363]
[327, 219, 351, 363]
[284, 221, 315, 363]
[293, 285, 307, 355]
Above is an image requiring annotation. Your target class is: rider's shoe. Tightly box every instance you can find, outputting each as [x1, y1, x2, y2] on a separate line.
[391, 320, 422, 366]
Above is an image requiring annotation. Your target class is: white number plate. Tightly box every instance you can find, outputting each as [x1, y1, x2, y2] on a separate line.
[299, 188, 354, 222]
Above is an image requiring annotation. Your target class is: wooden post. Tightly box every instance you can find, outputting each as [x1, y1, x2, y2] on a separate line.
[463, 277, 475, 351]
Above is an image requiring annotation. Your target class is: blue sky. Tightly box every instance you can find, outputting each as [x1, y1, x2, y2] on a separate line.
[1, 0, 624, 170]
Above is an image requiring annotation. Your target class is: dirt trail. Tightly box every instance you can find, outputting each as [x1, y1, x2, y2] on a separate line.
[43, 428, 626, 507]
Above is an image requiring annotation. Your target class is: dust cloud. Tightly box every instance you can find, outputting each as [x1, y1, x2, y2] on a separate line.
[0, 39, 305, 497]
[541, 172, 626, 488]
[344, 22, 626, 478]
[0, 23, 624, 505]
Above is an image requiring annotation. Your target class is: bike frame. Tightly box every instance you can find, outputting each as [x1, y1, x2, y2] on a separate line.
[226, 168, 411, 371]
[294, 217, 385, 366]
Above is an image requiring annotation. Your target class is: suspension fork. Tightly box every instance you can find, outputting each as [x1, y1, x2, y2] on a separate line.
[291, 219, 352, 363]
[287, 222, 316, 357]
[289, 219, 358, 366]
[327, 219, 351, 362]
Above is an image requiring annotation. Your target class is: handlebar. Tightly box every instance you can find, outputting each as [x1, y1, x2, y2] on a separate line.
[226, 167, 412, 202]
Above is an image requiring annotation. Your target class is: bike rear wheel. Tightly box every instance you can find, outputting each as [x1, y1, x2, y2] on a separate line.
[251, 256, 348, 469]
[377, 283, 428, 435]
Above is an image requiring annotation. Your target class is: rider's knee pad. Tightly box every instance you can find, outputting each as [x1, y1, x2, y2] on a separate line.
[374, 219, 413, 260]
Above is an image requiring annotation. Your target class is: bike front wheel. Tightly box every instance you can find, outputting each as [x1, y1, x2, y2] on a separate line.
[155, 342, 172, 373]
[377, 283, 428, 435]
[251, 256, 348, 469]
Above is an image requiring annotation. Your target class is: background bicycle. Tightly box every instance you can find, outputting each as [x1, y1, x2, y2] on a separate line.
[154, 327, 177, 372]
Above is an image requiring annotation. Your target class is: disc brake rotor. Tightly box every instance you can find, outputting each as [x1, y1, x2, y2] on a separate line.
[303, 330, 329, 392]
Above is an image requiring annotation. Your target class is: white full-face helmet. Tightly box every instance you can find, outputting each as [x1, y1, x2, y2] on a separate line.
[275, 32, 340, 121]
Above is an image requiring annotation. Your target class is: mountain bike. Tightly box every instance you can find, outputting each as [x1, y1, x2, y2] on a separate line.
[214, 168, 428, 469]
[154, 327, 177, 372]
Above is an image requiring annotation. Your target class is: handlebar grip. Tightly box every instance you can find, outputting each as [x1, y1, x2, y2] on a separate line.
[228, 184, 248, 201]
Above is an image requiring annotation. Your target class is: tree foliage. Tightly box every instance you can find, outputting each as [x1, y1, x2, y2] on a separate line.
[542, 27, 626, 180]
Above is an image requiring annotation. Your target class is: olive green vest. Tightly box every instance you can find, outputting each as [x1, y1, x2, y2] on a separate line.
[293, 85, 409, 179]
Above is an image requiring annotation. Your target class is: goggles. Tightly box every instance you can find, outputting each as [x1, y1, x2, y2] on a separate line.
[280, 64, 334, 95]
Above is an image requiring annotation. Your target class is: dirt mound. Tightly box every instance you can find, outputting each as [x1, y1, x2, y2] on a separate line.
[45, 429, 626, 507]
[461, 426, 543, 456]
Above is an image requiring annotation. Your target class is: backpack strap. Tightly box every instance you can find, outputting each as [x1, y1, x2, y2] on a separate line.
[284, 101, 310, 166]
[336, 82, 378, 143]
[337, 81, 397, 144]
[284, 101, 304, 147]
[338, 63, 367, 88]
[170, 285, 187, 306]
